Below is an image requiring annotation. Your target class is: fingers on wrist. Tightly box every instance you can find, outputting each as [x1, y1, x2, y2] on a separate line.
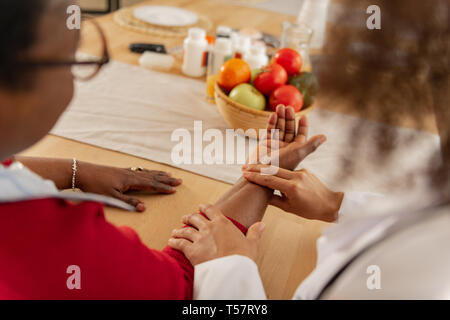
[269, 194, 290, 211]
[182, 212, 208, 230]
[168, 238, 192, 252]
[199, 204, 227, 222]
[242, 167, 293, 193]
[172, 227, 199, 242]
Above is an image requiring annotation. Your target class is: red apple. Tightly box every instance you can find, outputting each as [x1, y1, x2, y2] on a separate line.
[253, 63, 288, 96]
[269, 84, 303, 112]
[273, 48, 302, 76]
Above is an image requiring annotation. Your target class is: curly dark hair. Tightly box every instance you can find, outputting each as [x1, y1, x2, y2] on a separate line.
[316, 0, 450, 195]
[0, 0, 46, 89]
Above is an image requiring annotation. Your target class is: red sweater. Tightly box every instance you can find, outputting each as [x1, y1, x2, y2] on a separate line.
[0, 198, 247, 299]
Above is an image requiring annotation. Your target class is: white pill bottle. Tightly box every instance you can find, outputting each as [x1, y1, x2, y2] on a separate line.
[207, 37, 233, 77]
[244, 44, 269, 70]
[182, 28, 208, 77]
[232, 35, 251, 59]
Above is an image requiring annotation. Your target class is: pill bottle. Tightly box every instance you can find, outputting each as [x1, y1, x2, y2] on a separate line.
[216, 25, 232, 38]
[244, 44, 268, 69]
[207, 37, 233, 78]
[182, 28, 208, 77]
[232, 35, 251, 59]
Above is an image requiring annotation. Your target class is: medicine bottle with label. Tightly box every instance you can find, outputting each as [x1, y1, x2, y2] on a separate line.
[232, 35, 251, 59]
[182, 28, 208, 77]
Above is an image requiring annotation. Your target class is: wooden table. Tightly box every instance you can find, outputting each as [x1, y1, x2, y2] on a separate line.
[20, 0, 437, 299]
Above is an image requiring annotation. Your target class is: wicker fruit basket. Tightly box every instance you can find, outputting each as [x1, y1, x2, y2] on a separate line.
[214, 83, 315, 139]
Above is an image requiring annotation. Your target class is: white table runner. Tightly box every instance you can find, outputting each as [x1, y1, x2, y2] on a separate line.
[51, 59, 440, 195]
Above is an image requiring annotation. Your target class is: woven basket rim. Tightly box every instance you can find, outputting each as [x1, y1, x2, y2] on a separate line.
[214, 82, 315, 116]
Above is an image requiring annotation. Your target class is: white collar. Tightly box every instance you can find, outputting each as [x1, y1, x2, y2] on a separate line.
[0, 161, 135, 211]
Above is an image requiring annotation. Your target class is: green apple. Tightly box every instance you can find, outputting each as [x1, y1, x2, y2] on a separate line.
[229, 83, 266, 111]
[250, 68, 262, 84]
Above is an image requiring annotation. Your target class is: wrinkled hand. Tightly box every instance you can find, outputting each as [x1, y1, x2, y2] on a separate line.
[76, 161, 182, 212]
[251, 105, 327, 170]
[243, 164, 343, 222]
[168, 204, 265, 266]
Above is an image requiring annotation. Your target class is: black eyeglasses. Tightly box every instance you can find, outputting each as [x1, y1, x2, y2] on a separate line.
[20, 20, 110, 81]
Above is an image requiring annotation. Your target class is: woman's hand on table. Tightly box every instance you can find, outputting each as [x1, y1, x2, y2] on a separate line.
[242, 165, 343, 222]
[76, 161, 182, 212]
[168, 204, 265, 266]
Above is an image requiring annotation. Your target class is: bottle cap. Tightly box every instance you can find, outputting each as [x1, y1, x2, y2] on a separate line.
[188, 27, 206, 40]
[238, 36, 251, 50]
[214, 38, 232, 52]
[216, 25, 232, 37]
[250, 44, 266, 55]
[206, 35, 216, 45]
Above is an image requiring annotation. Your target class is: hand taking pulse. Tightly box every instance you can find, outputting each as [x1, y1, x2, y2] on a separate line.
[168, 204, 265, 266]
[243, 164, 344, 222]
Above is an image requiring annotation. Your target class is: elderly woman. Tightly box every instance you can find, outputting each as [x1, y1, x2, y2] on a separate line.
[169, 0, 450, 299]
[0, 0, 200, 299]
[0, 0, 325, 299]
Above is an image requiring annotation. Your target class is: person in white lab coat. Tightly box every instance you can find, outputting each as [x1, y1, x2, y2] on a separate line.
[168, 0, 450, 299]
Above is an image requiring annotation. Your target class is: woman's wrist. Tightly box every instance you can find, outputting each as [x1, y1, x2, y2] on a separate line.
[72, 160, 93, 191]
[50, 158, 79, 190]
[215, 177, 272, 228]
[16, 156, 76, 190]
[324, 191, 344, 222]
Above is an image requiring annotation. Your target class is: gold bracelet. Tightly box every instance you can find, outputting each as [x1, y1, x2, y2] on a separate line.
[71, 158, 77, 191]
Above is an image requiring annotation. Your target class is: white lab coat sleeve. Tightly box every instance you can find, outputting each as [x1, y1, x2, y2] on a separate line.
[194, 255, 267, 300]
[338, 191, 385, 218]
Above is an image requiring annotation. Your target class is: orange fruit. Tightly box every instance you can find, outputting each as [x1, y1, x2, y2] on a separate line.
[217, 58, 251, 91]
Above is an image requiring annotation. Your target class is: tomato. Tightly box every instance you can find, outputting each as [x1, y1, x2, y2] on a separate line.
[217, 58, 251, 92]
[253, 63, 288, 96]
[273, 48, 302, 76]
[269, 85, 303, 112]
